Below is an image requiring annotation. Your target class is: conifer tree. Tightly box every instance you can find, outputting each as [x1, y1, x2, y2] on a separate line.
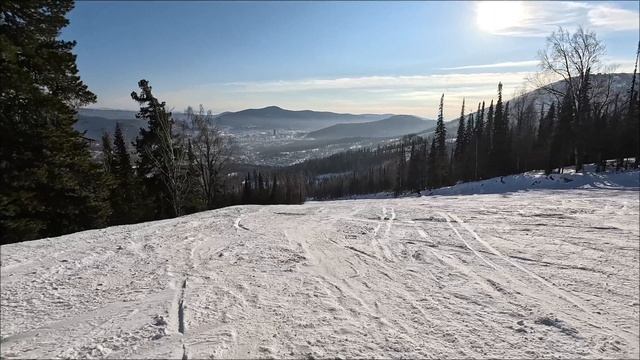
[623, 44, 640, 167]
[473, 102, 485, 180]
[606, 94, 625, 168]
[270, 174, 279, 202]
[475, 101, 485, 140]
[435, 94, 448, 158]
[550, 93, 574, 172]
[592, 106, 609, 172]
[132, 80, 189, 218]
[0, 0, 110, 242]
[242, 172, 252, 203]
[480, 100, 495, 179]
[536, 104, 547, 146]
[395, 144, 406, 195]
[463, 113, 475, 180]
[536, 103, 555, 173]
[484, 100, 494, 150]
[464, 113, 474, 151]
[454, 98, 466, 161]
[113, 123, 133, 182]
[132, 80, 168, 218]
[453, 99, 467, 180]
[102, 132, 114, 173]
[503, 101, 513, 173]
[574, 68, 592, 171]
[419, 140, 429, 187]
[407, 142, 420, 192]
[432, 94, 449, 187]
[426, 139, 437, 189]
[109, 122, 139, 224]
[490, 83, 510, 176]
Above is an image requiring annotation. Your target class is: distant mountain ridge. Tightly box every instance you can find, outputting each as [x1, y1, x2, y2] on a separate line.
[75, 109, 145, 143]
[306, 115, 436, 140]
[78, 108, 138, 120]
[75, 106, 398, 142]
[212, 106, 393, 130]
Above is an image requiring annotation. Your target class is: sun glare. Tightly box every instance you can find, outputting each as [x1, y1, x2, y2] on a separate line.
[476, 1, 526, 34]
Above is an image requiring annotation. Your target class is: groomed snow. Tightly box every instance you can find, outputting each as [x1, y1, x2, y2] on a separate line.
[426, 165, 640, 196]
[1, 188, 639, 358]
[320, 165, 640, 201]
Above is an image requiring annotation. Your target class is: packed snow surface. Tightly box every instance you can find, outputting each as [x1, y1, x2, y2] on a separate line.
[329, 165, 640, 200]
[1, 189, 639, 359]
[427, 165, 640, 196]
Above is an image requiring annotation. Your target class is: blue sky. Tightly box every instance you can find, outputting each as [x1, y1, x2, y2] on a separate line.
[63, 1, 639, 118]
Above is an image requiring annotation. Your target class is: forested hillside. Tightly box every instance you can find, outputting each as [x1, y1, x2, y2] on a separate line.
[213, 105, 389, 130]
[306, 115, 435, 140]
[297, 29, 640, 200]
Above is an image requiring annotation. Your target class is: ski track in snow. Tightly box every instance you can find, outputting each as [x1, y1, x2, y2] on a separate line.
[1, 189, 639, 359]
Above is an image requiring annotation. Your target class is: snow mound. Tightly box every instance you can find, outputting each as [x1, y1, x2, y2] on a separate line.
[425, 165, 639, 196]
[323, 164, 639, 201]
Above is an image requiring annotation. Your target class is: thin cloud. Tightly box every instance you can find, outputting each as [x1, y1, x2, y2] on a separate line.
[93, 56, 636, 116]
[148, 72, 533, 118]
[440, 60, 539, 71]
[588, 5, 639, 31]
[218, 72, 532, 93]
[476, 1, 639, 37]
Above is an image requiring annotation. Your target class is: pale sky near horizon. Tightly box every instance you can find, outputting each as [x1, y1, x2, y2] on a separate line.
[63, 1, 639, 119]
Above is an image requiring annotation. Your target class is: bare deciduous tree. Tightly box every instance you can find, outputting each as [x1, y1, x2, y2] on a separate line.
[187, 105, 233, 209]
[533, 26, 612, 171]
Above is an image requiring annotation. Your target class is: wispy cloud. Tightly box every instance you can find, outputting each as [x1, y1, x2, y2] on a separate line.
[94, 56, 638, 116]
[218, 72, 531, 93]
[588, 4, 640, 31]
[146, 72, 533, 118]
[476, 1, 639, 37]
[440, 60, 539, 71]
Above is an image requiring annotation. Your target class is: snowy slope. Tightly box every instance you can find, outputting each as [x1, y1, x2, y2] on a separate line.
[330, 165, 640, 200]
[426, 165, 640, 196]
[1, 189, 639, 359]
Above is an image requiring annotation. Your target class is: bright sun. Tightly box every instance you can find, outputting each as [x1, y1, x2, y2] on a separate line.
[476, 1, 526, 34]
